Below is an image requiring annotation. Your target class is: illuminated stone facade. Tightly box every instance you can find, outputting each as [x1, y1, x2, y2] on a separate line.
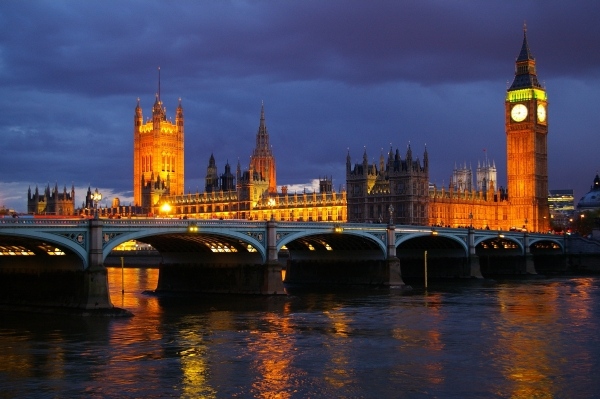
[428, 182, 509, 230]
[132, 29, 550, 231]
[154, 184, 347, 222]
[150, 104, 346, 222]
[504, 27, 550, 232]
[133, 74, 184, 208]
[248, 103, 277, 195]
[427, 28, 550, 232]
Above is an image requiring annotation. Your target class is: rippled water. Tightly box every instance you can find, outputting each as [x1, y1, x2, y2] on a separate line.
[1, 268, 600, 398]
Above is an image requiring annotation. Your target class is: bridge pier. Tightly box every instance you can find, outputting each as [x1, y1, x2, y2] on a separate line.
[468, 228, 483, 278]
[83, 219, 114, 310]
[264, 218, 285, 294]
[523, 232, 537, 275]
[385, 223, 405, 287]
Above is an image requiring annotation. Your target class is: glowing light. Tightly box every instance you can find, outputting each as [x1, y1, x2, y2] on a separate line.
[506, 88, 547, 102]
[160, 203, 171, 216]
[0, 245, 35, 256]
[188, 223, 198, 232]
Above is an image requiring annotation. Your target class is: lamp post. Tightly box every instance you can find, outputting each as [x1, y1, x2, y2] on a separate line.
[388, 205, 394, 225]
[91, 188, 102, 219]
[267, 197, 276, 220]
[469, 212, 473, 229]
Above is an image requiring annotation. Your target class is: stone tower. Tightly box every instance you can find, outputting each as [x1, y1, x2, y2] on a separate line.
[346, 145, 429, 225]
[205, 153, 219, 193]
[249, 102, 277, 195]
[133, 69, 184, 208]
[27, 183, 75, 215]
[505, 26, 550, 232]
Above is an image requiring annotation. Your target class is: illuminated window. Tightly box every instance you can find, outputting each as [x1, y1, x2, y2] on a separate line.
[0, 245, 35, 256]
[38, 243, 65, 256]
[206, 241, 238, 253]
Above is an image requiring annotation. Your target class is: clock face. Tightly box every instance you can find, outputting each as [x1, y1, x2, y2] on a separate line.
[537, 104, 546, 122]
[511, 104, 528, 122]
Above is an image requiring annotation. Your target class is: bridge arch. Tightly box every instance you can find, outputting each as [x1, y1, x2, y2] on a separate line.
[474, 235, 523, 253]
[102, 228, 265, 260]
[393, 231, 470, 280]
[529, 236, 564, 252]
[101, 228, 267, 265]
[396, 232, 469, 254]
[278, 228, 387, 258]
[0, 228, 89, 270]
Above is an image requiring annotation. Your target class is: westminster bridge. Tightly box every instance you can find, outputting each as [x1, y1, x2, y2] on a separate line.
[0, 217, 571, 311]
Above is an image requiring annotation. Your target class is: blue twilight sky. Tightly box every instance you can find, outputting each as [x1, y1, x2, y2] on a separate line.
[1, 1, 599, 212]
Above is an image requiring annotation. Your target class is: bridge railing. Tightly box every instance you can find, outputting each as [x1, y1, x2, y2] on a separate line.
[0, 218, 88, 227]
[101, 218, 268, 228]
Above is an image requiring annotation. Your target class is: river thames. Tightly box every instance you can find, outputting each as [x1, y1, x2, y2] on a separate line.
[1, 267, 600, 398]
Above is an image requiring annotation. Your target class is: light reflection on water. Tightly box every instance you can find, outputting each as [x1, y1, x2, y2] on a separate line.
[1, 268, 600, 398]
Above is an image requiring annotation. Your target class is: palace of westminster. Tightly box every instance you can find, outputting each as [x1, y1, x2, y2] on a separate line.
[28, 29, 557, 233]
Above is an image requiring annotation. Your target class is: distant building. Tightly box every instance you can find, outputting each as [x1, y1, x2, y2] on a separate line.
[450, 156, 497, 195]
[476, 156, 497, 195]
[452, 162, 473, 192]
[27, 183, 75, 215]
[346, 146, 429, 225]
[548, 189, 574, 230]
[548, 189, 574, 214]
[577, 174, 600, 211]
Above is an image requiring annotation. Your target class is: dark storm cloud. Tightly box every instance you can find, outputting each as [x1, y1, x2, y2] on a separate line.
[0, 0, 599, 211]
[2, 1, 599, 92]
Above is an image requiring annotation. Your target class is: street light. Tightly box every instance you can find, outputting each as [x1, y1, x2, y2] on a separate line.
[91, 188, 102, 219]
[469, 212, 473, 229]
[161, 203, 171, 218]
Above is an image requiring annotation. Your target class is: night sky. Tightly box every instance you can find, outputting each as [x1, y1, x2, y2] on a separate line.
[1, 1, 599, 212]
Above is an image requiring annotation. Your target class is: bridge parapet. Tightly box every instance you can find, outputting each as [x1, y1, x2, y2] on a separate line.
[102, 218, 268, 228]
[0, 218, 88, 227]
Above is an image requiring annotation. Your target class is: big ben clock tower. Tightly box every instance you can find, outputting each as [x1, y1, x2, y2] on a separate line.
[505, 26, 550, 232]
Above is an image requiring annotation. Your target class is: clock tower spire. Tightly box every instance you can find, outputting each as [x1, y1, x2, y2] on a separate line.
[505, 26, 549, 232]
